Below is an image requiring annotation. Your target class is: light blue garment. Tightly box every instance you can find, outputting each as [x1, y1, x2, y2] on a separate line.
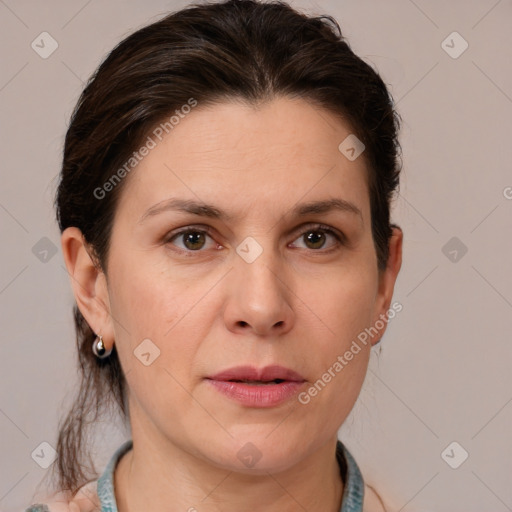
[26, 439, 364, 512]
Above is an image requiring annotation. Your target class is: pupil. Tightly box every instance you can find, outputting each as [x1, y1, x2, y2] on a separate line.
[306, 231, 324, 249]
[184, 232, 205, 250]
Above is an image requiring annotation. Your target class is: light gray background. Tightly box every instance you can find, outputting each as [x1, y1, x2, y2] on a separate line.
[1, 1, 511, 511]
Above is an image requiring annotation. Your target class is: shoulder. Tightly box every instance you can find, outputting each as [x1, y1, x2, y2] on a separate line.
[24, 481, 100, 512]
[363, 482, 387, 512]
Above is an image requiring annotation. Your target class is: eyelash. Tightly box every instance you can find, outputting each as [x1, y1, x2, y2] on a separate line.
[163, 223, 346, 255]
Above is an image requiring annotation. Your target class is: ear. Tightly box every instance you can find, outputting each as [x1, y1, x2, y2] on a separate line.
[370, 226, 403, 346]
[60, 227, 115, 351]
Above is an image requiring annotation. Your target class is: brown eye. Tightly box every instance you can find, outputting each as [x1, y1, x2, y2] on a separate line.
[166, 228, 216, 252]
[290, 225, 344, 252]
[182, 231, 206, 250]
[303, 230, 327, 249]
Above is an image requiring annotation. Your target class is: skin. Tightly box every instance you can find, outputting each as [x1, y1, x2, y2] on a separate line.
[62, 96, 402, 512]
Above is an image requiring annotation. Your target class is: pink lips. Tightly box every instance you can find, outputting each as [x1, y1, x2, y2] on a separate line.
[205, 365, 306, 408]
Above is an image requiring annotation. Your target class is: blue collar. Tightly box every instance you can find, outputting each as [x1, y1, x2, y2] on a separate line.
[97, 439, 364, 511]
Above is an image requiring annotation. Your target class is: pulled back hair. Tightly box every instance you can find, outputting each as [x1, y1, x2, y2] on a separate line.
[49, 0, 402, 497]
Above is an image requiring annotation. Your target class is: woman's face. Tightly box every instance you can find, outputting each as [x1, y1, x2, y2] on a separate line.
[92, 97, 401, 472]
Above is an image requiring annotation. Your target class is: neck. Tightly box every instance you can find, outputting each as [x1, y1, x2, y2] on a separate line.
[114, 436, 344, 512]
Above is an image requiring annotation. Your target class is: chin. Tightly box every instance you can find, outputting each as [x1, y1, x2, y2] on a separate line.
[200, 431, 312, 475]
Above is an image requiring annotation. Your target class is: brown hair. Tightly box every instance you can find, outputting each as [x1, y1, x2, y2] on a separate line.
[49, 0, 402, 497]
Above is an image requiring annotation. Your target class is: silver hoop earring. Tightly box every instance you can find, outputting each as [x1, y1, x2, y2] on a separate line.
[92, 334, 112, 359]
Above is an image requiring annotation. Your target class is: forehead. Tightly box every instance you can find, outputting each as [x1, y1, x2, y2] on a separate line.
[116, 97, 370, 222]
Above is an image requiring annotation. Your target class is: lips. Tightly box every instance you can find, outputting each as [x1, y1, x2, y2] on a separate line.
[205, 365, 306, 407]
[207, 365, 306, 384]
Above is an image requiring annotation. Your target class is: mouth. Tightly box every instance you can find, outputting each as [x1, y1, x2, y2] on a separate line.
[205, 365, 306, 407]
[225, 379, 287, 385]
[207, 364, 305, 383]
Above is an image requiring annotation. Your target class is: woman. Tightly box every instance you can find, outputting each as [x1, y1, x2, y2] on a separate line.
[26, 0, 403, 510]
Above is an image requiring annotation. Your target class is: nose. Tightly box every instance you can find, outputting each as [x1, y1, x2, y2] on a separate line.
[223, 246, 295, 337]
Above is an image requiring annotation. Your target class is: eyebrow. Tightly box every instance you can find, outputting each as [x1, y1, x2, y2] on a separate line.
[138, 197, 363, 224]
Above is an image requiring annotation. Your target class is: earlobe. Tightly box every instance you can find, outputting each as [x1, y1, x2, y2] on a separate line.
[60, 227, 115, 348]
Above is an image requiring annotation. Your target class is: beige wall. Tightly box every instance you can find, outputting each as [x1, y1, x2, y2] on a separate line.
[0, 1, 510, 510]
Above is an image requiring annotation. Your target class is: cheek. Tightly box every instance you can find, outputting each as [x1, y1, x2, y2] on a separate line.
[107, 251, 187, 338]
[333, 286, 375, 346]
[107, 256, 213, 379]
[300, 264, 377, 349]
[297, 277, 373, 430]
[107, 264, 205, 426]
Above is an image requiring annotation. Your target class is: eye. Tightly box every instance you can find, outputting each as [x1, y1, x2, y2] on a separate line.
[290, 224, 344, 251]
[164, 223, 345, 254]
[165, 227, 218, 252]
